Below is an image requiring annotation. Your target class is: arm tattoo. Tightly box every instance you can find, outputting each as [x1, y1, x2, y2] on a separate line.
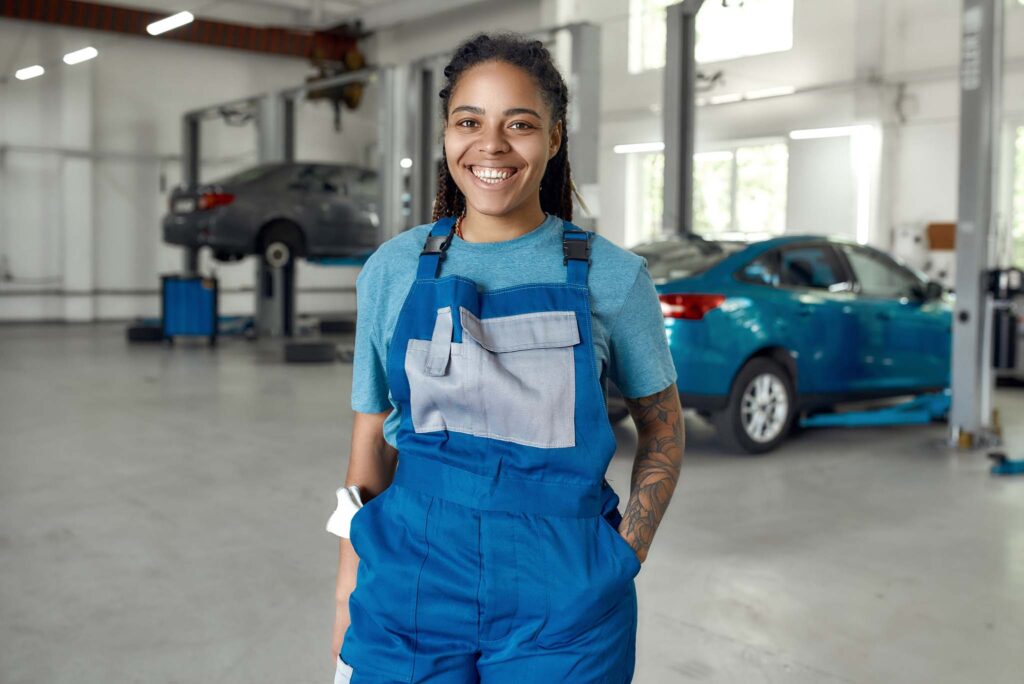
[620, 383, 685, 563]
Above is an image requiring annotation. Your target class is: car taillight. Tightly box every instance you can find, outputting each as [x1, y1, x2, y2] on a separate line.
[198, 192, 235, 210]
[658, 293, 726, 320]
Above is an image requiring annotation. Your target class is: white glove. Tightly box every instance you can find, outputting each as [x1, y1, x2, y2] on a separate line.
[326, 484, 364, 538]
[334, 653, 353, 683]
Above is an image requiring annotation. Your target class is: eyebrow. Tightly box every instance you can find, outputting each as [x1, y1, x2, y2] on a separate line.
[450, 105, 543, 118]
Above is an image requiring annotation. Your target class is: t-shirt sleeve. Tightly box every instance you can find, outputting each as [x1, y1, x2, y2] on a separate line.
[350, 260, 393, 414]
[606, 260, 678, 399]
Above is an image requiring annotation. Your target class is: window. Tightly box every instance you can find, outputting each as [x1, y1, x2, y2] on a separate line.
[779, 245, 849, 291]
[629, 0, 794, 74]
[1014, 125, 1024, 266]
[737, 251, 780, 287]
[694, 143, 788, 240]
[625, 151, 665, 245]
[842, 245, 922, 299]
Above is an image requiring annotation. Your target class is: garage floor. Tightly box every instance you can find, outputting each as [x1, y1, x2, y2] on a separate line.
[1, 324, 1022, 684]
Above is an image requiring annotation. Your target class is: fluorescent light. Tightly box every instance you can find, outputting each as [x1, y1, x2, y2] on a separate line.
[709, 93, 743, 105]
[147, 11, 194, 36]
[63, 47, 98, 65]
[15, 65, 45, 80]
[613, 142, 665, 154]
[745, 86, 795, 100]
[789, 125, 872, 140]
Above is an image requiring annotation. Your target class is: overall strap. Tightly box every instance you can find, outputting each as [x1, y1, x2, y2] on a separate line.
[562, 225, 592, 286]
[416, 215, 458, 280]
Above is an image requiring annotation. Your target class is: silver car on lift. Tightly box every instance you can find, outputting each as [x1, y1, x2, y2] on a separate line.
[162, 162, 380, 267]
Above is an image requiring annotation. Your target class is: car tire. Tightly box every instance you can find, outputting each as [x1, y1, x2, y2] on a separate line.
[259, 222, 304, 268]
[712, 357, 795, 455]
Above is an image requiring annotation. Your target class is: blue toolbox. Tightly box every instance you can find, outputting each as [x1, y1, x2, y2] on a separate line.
[161, 274, 218, 345]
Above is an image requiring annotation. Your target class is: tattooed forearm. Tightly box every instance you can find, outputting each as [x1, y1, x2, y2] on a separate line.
[620, 383, 685, 563]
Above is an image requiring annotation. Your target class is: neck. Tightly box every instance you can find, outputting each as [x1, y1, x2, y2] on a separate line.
[459, 202, 547, 243]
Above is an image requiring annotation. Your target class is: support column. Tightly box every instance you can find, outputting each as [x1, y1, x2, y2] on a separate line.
[61, 47, 95, 322]
[662, 0, 703, 237]
[950, 0, 1003, 445]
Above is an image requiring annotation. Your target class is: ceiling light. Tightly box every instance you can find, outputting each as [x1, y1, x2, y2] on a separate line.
[745, 86, 795, 100]
[63, 47, 98, 65]
[613, 142, 665, 154]
[709, 93, 743, 105]
[147, 11, 195, 36]
[789, 125, 873, 140]
[400, 158, 413, 169]
[15, 65, 45, 80]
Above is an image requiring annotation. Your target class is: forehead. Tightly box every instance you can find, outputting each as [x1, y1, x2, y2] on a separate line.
[449, 61, 548, 115]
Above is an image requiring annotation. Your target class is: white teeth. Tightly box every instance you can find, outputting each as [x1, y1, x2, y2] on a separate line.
[471, 166, 516, 183]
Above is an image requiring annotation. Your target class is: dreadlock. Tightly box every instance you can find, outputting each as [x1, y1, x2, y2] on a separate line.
[430, 32, 586, 223]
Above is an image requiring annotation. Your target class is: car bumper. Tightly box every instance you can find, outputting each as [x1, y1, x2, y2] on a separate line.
[162, 212, 249, 253]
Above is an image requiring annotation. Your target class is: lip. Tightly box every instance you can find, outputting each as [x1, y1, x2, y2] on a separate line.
[466, 165, 520, 190]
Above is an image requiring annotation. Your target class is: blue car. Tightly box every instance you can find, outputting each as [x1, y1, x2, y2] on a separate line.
[628, 234, 951, 453]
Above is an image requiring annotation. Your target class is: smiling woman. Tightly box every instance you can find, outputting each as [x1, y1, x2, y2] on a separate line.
[331, 31, 684, 684]
[432, 36, 584, 243]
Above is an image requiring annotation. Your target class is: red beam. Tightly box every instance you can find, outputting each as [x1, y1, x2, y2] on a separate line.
[0, 0, 359, 61]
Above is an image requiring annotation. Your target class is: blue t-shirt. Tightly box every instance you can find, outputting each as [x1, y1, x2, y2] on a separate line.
[352, 212, 677, 448]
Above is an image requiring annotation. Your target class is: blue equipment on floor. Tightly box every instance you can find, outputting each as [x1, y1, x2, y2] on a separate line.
[799, 390, 951, 428]
[989, 453, 1024, 476]
[161, 274, 218, 344]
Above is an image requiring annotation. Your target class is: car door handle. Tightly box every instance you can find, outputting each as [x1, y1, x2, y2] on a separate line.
[797, 306, 813, 317]
[876, 311, 891, 321]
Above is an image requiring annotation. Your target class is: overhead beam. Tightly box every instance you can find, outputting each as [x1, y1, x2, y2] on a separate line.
[0, 0, 358, 60]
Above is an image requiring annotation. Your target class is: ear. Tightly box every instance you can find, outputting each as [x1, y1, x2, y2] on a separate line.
[548, 120, 563, 160]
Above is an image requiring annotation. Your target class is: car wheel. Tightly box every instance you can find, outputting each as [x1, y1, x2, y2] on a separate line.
[712, 357, 794, 454]
[259, 222, 304, 268]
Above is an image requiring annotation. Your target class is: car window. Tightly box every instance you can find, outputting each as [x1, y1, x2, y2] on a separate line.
[737, 251, 780, 287]
[842, 245, 923, 298]
[779, 244, 850, 291]
[213, 164, 285, 185]
[338, 167, 379, 197]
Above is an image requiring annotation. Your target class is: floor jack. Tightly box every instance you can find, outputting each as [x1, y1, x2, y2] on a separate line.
[799, 390, 952, 428]
[988, 453, 1024, 476]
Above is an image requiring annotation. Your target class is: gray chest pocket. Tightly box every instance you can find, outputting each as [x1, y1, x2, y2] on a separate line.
[404, 305, 579, 449]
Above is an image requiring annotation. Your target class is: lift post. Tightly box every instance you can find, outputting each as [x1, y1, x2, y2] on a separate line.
[949, 0, 1004, 449]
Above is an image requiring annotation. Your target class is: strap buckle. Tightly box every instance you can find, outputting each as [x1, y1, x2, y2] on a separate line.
[563, 232, 592, 265]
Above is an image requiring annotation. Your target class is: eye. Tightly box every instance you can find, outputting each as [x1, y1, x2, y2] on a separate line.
[510, 121, 534, 130]
[456, 119, 477, 128]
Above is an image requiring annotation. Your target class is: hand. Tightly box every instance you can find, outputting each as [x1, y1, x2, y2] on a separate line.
[619, 528, 647, 565]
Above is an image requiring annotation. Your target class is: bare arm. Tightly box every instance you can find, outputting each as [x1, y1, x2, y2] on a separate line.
[618, 383, 686, 564]
[331, 408, 397, 665]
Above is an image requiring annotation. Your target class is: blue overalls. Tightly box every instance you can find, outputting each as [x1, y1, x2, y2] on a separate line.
[341, 216, 642, 683]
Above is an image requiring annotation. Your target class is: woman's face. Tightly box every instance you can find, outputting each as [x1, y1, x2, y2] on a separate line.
[444, 60, 562, 218]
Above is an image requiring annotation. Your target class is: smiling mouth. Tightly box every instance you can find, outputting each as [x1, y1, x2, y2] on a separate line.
[468, 165, 519, 186]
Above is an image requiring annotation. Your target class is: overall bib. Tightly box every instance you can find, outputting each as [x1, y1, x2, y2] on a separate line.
[341, 216, 642, 683]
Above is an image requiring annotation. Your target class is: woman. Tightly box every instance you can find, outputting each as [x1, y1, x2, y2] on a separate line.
[328, 32, 685, 683]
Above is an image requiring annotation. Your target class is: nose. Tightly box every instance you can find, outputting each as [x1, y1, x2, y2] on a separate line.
[478, 123, 510, 154]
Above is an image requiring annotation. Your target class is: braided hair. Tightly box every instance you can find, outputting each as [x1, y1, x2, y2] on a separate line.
[431, 32, 587, 223]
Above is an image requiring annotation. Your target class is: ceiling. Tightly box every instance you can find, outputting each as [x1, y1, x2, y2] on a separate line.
[97, 0, 483, 31]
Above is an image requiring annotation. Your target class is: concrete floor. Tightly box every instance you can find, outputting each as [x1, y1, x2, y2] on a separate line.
[1, 323, 1022, 684]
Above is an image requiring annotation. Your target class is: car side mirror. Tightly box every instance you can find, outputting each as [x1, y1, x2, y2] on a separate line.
[912, 281, 944, 302]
